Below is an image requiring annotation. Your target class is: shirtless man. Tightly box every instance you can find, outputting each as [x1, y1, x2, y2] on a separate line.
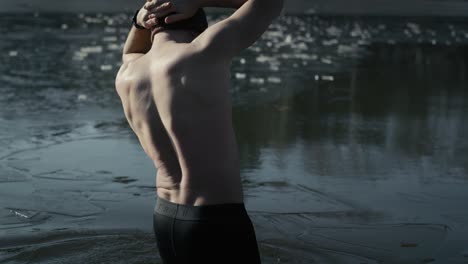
[115, 0, 283, 262]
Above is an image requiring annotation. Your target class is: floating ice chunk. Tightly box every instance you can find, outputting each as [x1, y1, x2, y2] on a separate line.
[321, 57, 333, 64]
[104, 27, 117, 33]
[259, 87, 268, 93]
[235, 73, 246, 80]
[265, 31, 283, 38]
[326, 26, 342, 37]
[80, 46, 103, 54]
[9, 51, 18, 57]
[250, 77, 265, 85]
[378, 24, 386, 30]
[296, 42, 308, 50]
[350, 26, 363, 38]
[314, 75, 320, 81]
[107, 43, 121, 51]
[280, 53, 316, 60]
[85, 17, 102, 24]
[239, 58, 246, 64]
[100, 65, 113, 71]
[297, 53, 315, 60]
[284, 35, 293, 44]
[61, 24, 68, 30]
[250, 47, 261, 53]
[321, 75, 335, 81]
[9, 209, 39, 219]
[13, 210, 30, 219]
[407, 22, 421, 34]
[267, 77, 282, 84]
[78, 13, 85, 19]
[256, 55, 273, 63]
[357, 39, 370, 46]
[337, 44, 358, 54]
[322, 39, 338, 46]
[103, 36, 118, 42]
[73, 51, 87, 60]
[270, 65, 280, 71]
[78, 94, 88, 101]
[350, 25, 371, 39]
[309, 54, 318, 60]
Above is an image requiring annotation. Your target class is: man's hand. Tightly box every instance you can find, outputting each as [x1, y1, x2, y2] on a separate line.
[144, 0, 202, 24]
[137, 2, 174, 29]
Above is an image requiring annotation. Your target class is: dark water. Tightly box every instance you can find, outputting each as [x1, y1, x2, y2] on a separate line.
[1, 13, 468, 263]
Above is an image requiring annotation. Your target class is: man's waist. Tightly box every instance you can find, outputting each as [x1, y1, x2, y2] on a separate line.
[154, 195, 247, 221]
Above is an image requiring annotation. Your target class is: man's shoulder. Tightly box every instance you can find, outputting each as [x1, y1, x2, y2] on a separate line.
[122, 53, 145, 65]
[115, 57, 147, 87]
[148, 43, 227, 72]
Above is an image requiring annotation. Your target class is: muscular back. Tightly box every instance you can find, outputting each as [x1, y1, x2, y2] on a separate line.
[116, 0, 283, 205]
[116, 39, 243, 205]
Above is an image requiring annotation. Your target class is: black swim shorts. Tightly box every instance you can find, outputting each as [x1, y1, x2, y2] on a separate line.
[153, 197, 261, 264]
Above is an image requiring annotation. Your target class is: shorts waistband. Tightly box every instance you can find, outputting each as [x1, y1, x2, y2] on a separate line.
[155, 197, 247, 221]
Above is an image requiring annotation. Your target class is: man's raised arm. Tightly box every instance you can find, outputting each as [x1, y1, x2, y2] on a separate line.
[122, 26, 152, 63]
[122, 3, 173, 63]
[195, 0, 284, 59]
[145, 0, 283, 59]
[145, 0, 247, 24]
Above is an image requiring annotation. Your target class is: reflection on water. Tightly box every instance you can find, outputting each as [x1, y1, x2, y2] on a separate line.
[1, 13, 468, 263]
[235, 43, 468, 181]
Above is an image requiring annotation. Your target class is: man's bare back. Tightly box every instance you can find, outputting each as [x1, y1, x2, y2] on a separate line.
[116, 32, 243, 205]
[116, 0, 282, 207]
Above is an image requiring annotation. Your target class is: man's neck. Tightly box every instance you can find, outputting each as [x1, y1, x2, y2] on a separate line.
[152, 30, 197, 47]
